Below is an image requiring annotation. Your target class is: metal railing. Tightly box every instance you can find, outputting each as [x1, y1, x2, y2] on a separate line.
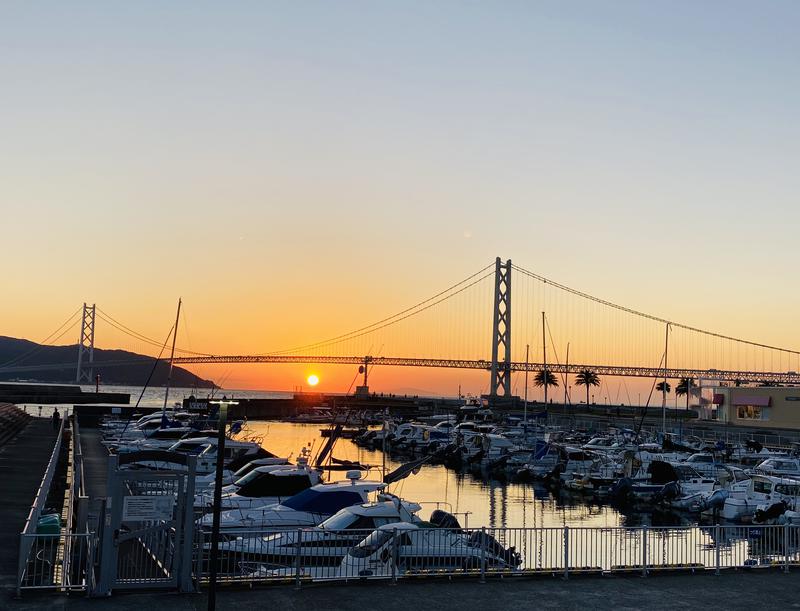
[17, 417, 100, 595]
[192, 523, 800, 587]
[17, 416, 66, 595]
[17, 532, 96, 592]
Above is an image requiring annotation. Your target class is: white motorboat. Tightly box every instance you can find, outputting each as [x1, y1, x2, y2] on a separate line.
[245, 521, 522, 580]
[195, 461, 322, 512]
[194, 456, 290, 490]
[215, 495, 424, 566]
[122, 437, 269, 475]
[199, 471, 386, 532]
[335, 522, 521, 577]
[722, 474, 800, 521]
[752, 457, 800, 479]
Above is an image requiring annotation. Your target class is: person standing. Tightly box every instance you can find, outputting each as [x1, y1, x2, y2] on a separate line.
[52, 407, 60, 431]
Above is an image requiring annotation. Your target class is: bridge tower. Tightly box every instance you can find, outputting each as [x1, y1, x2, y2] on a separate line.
[76, 303, 96, 384]
[489, 257, 512, 399]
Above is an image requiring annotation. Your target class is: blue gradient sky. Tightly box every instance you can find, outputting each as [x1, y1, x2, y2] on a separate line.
[2, 2, 799, 392]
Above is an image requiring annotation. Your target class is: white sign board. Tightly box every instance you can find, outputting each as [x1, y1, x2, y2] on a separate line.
[122, 496, 174, 521]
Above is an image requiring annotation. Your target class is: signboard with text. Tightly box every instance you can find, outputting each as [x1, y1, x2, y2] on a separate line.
[122, 495, 174, 521]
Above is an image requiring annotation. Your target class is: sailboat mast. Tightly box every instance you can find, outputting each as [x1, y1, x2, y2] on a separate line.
[162, 298, 182, 416]
[564, 342, 570, 406]
[542, 312, 548, 406]
[661, 322, 669, 436]
[523, 344, 529, 425]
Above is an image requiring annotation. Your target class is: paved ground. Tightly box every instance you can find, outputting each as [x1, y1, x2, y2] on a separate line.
[7, 570, 800, 610]
[0, 417, 58, 591]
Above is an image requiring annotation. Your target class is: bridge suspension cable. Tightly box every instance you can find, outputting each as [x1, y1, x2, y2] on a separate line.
[262, 262, 496, 356]
[511, 263, 800, 357]
[95, 308, 213, 357]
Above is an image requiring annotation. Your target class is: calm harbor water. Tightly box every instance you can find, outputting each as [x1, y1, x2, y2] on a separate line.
[24, 384, 693, 529]
[245, 421, 629, 530]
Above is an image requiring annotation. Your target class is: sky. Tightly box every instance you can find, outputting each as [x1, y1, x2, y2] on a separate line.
[2, 2, 799, 396]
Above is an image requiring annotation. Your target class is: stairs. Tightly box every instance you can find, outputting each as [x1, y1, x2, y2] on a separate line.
[0, 403, 34, 448]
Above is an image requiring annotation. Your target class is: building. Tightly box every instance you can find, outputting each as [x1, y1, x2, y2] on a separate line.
[713, 386, 800, 429]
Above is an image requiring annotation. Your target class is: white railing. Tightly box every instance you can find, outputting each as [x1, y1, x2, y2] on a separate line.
[17, 417, 99, 595]
[193, 523, 800, 587]
[17, 416, 66, 595]
[17, 532, 96, 592]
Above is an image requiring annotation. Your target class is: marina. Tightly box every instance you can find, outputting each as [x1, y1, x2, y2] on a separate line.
[4, 4, 800, 608]
[8, 390, 800, 604]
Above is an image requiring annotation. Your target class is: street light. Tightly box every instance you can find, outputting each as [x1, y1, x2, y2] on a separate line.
[207, 399, 239, 611]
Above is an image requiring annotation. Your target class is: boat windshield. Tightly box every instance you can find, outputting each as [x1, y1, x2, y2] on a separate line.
[753, 479, 773, 494]
[349, 530, 394, 558]
[775, 483, 800, 496]
[236, 472, 312, 498]
[233, 462, 259, 479]
[282, 489, 364, 514]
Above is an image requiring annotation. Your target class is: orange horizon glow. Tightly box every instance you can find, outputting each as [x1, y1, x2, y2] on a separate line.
[4, 4, 800, 400]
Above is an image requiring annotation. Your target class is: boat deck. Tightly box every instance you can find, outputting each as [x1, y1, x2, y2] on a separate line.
[0, 417, 58, 591]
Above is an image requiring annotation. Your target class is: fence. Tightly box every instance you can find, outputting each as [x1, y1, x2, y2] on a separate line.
[17, 416, 98, 595]
[192, 523, 800, 587]
[17, 532, 96, 592]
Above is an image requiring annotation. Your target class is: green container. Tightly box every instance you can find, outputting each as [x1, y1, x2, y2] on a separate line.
[36, 513, 61, 535]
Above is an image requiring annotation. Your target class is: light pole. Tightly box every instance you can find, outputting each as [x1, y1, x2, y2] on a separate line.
[207, 399, 238, 611]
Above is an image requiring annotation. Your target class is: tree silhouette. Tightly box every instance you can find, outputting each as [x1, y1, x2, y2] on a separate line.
[533, 370, 559, 389]
[574, 369, 600, 407]
[675, 378, 697, 412]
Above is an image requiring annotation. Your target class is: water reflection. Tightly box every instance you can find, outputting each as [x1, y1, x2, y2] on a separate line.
[248, 422, 639, 529]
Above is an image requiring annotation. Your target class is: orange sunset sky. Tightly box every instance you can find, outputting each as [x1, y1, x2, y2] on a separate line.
[3, 3, 800, 398]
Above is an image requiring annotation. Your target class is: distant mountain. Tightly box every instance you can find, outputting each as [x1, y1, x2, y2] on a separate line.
[0, 336, 216, 388]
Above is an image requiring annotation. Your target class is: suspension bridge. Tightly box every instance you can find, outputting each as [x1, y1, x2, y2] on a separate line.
[3, 257, 800, 396]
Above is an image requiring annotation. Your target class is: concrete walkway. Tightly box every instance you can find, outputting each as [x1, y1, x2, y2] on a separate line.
[8, 570, 800, 610]
[0, 417, 58, 591]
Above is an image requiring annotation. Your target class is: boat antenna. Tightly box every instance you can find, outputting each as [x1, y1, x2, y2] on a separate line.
[162, 298, 182, 417]
[381, 407, 388, 481]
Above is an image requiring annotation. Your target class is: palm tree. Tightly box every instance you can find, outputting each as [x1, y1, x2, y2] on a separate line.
[574, 370, 600, 407]
[656, 381, 671, 395]
[533, 370, 558, 403]
[675, 378, 697, 411]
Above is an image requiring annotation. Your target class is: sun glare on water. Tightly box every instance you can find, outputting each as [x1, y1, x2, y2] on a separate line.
[307, 374, 319, 386]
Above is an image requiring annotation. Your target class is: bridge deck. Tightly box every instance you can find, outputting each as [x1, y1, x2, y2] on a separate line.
[0, 417, 58, 591]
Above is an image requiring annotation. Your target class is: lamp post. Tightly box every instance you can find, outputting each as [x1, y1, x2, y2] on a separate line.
[207, 399, 238, 611]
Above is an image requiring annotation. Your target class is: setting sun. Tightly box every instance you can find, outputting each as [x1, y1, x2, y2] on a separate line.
[307, 374, 319, 386]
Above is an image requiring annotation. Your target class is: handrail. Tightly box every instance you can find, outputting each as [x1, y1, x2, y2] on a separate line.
[17, 416, 66, 595]
[20, 416, 65, 534]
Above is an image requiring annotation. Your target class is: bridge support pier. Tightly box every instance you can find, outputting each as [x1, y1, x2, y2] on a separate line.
[489, 258, 512, 400]
[76, 303, 96, 384]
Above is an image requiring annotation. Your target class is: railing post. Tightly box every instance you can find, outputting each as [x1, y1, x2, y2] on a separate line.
[294, 528, 302, 589]
[86, 533, 96, 596]
[715, 524, 721, 575]
[785, 523, 790, 574]
[391, 528, 398, 585]
[563, 526, 569, 580]
[641, 526, 647, 577]
[480, 527, 486, 583]
[16, 534, 26, 598]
